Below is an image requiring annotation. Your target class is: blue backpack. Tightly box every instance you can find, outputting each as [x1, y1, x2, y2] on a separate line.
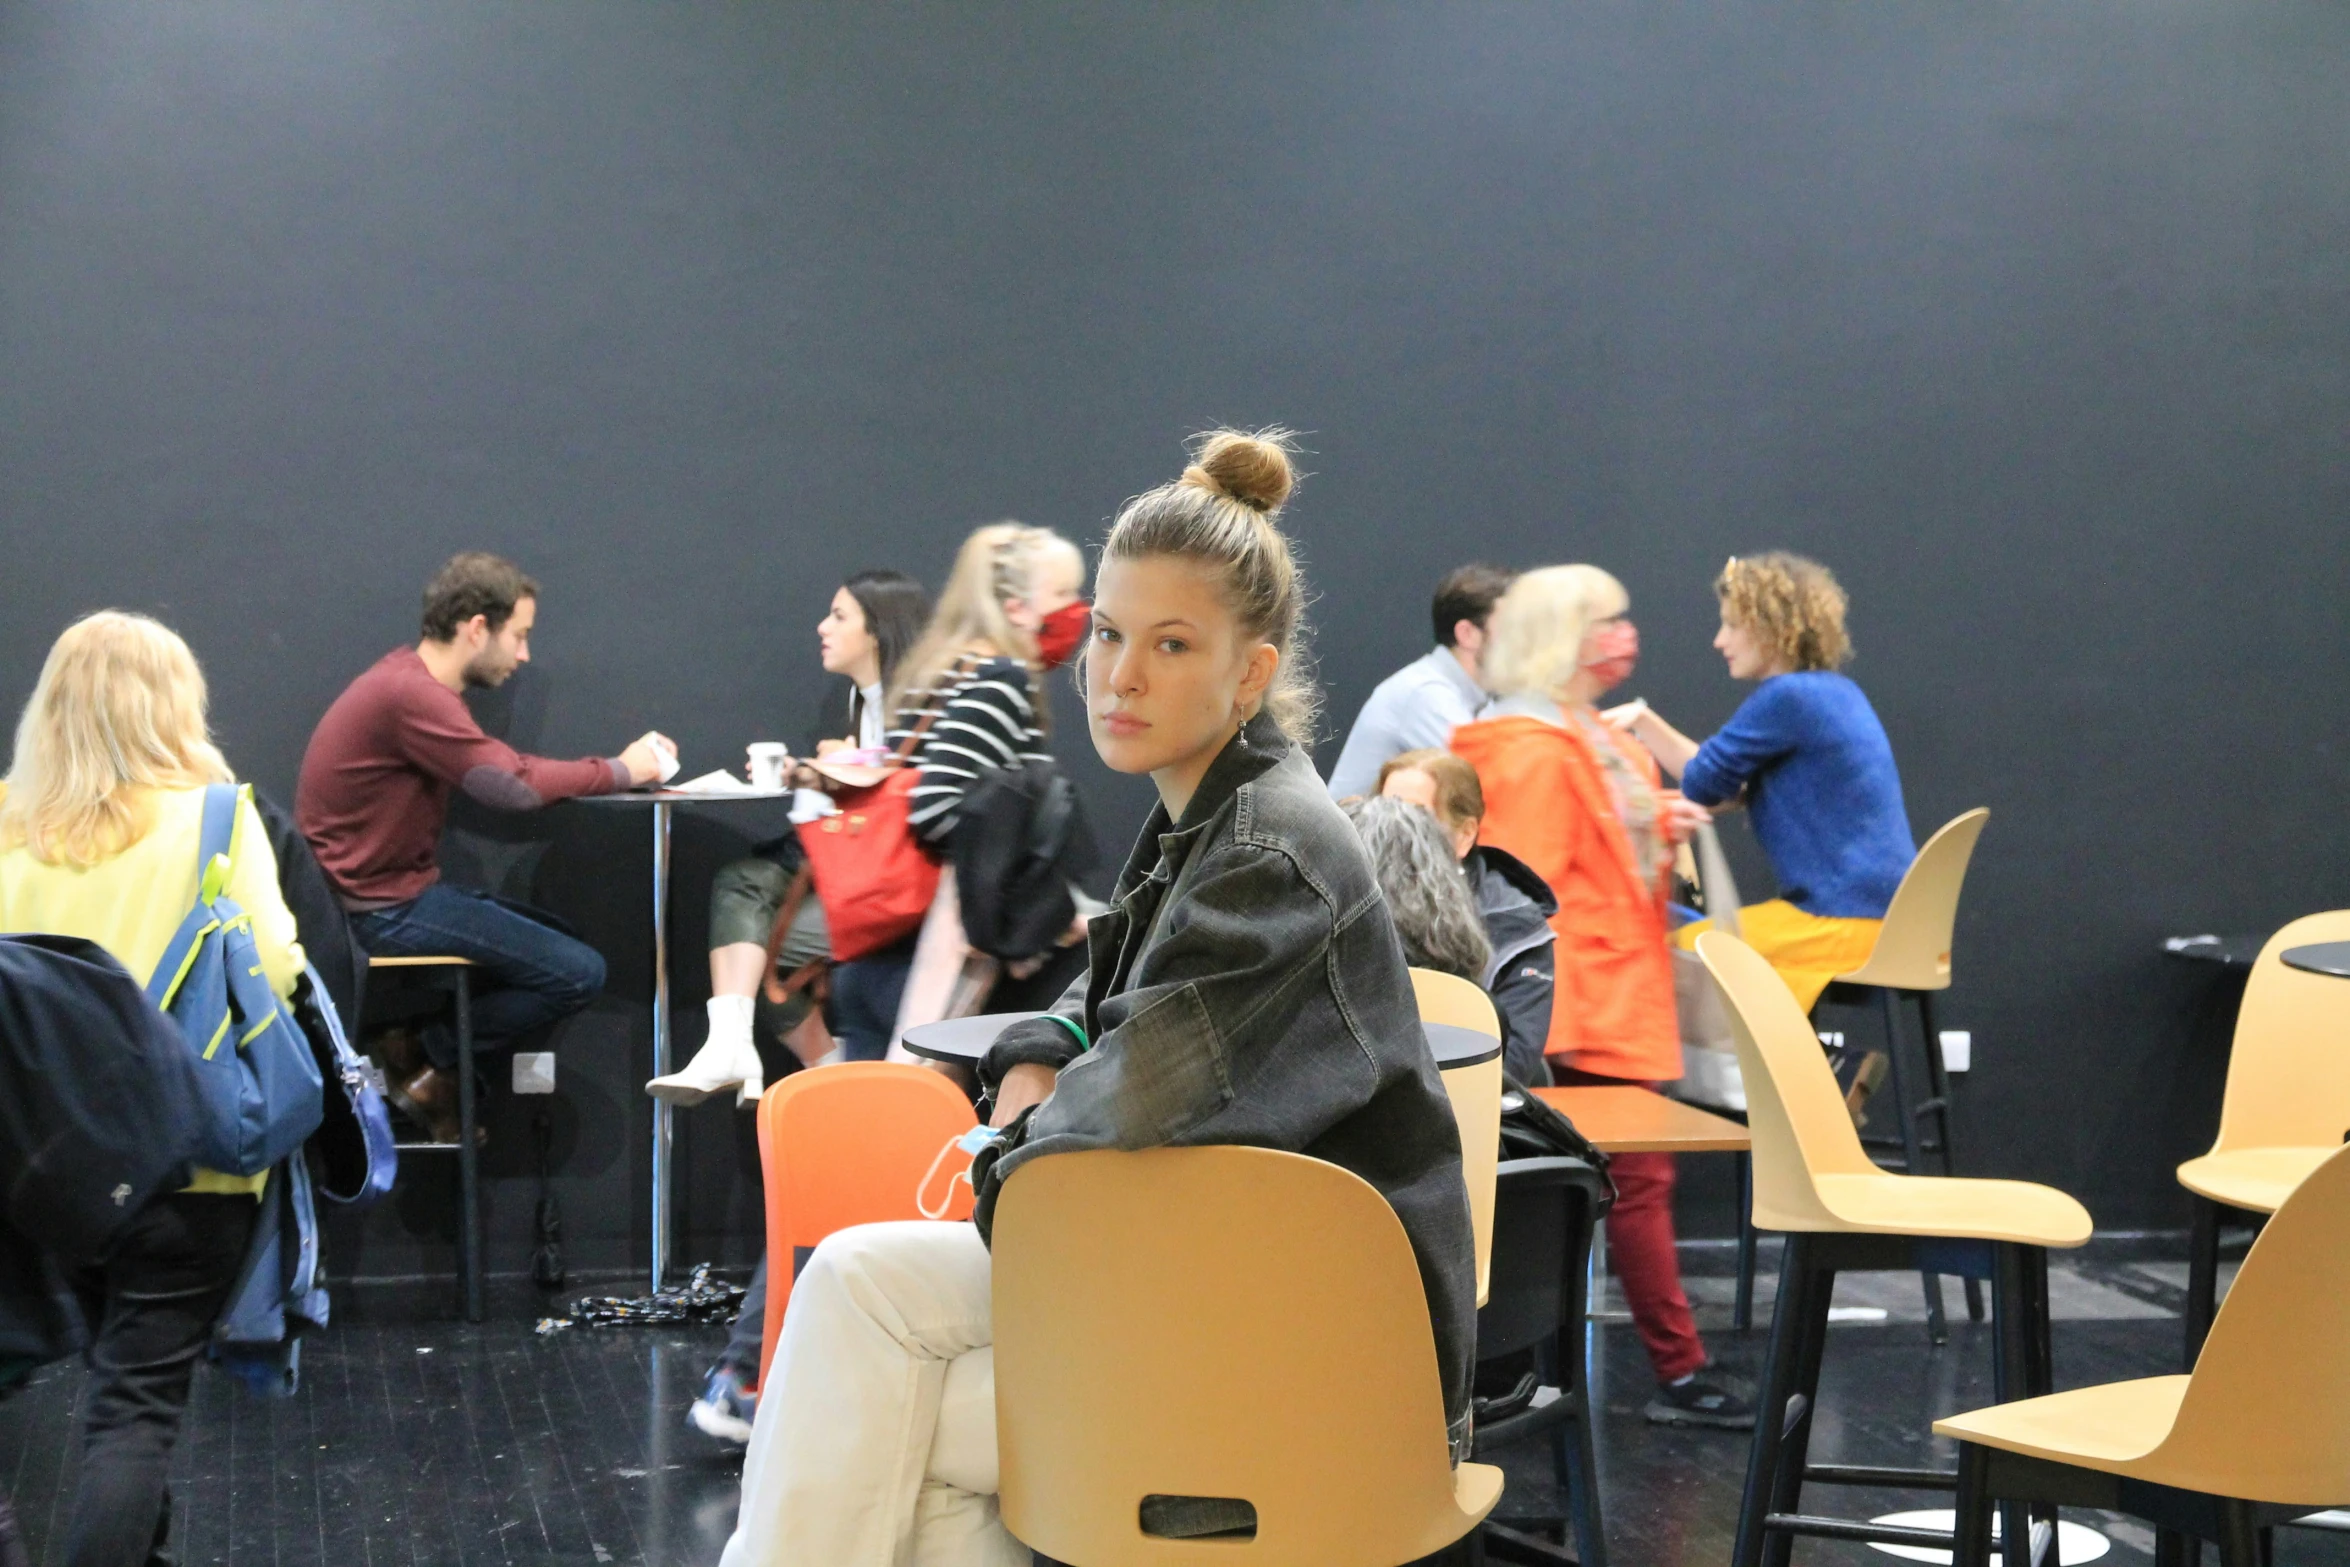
[144, 785, 324, 1176]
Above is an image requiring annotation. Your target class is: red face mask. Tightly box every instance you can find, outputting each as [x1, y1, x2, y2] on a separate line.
[1583, 618, 1639, 693]
[1035, 601, 1091, 670]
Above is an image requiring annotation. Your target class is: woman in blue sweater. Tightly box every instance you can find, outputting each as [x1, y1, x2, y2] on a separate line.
[1616, 553, 1914, 1011]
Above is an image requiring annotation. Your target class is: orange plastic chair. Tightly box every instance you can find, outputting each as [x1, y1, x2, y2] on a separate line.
[754, 1062, 978, 1388]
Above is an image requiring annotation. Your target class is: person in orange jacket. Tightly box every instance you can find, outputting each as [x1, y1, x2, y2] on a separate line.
[1450, 564, 1754, 1430]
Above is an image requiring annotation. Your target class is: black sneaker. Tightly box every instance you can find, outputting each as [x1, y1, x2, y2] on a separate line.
[1644, 1373, 1756, 1429]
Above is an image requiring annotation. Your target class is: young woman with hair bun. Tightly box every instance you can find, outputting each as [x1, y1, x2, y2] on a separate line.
[718, 431, 1474, 1567]
[1613, 552, 1915, 1013]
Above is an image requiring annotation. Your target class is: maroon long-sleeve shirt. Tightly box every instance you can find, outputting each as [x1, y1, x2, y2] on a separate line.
[296, 648, 630, 907]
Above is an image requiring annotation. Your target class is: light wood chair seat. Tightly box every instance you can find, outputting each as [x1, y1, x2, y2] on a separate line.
[2176, 1145, 2335, 1214]
[1414, 968, 1502, 1309]
[992, 1144, 1501, 1566]
[1935, 1143, 2350, 1562]
[2176, 908, 2350, 1368]
[1802, 1172, 2091, 1248]
[1936, 1375, 2189, 1472]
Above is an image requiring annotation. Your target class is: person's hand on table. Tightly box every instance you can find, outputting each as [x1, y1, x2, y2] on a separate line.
[620, 732, 676, 786]
[989, 1062, 1057, 1129]
[1659, 790, 1711, 844]
[814, 738, 849, 757]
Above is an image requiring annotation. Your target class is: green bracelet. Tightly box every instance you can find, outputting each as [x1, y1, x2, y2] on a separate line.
[1046, 1014, 1090, 1053]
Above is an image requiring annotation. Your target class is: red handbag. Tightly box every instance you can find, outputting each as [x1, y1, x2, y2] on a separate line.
[761, 670, 960, 974]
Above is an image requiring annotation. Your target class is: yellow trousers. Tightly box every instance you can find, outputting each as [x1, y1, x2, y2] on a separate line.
[1674, 899, 1883, 1013]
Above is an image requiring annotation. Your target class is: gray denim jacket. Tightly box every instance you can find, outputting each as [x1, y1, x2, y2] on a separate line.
[974, 710, 1476, 1459]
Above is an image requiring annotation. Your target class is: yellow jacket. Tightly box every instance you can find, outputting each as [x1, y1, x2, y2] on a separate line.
[0, 785, 305, 1194]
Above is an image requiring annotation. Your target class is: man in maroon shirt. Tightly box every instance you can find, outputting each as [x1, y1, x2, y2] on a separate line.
[297, 553, 670, 1141]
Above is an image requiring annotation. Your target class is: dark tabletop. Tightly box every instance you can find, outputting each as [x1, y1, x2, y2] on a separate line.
[2161, 934, 2272, 969]
[900, 1012, 1501, 1069]
[2280, 941, 2350, 979]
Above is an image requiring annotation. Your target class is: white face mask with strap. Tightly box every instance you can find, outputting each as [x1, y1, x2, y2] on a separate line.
[916, 1124, 1002, 1220]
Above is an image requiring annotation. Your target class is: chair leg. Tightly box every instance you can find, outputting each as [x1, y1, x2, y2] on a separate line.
[1913, 993, 1984, 1324]
[2215, 1500, 2262, 1567]
[455, 968, 483, 1324]
[1731, 1233, 1816, 1567]
[1953, 1443, 1997, 1567]
[1880, 989, 1948, 1344]
[1733, 1154, 1757, 1333]
[1762, 1249, 1834, 1567]
[1990, 1243, 2056, 1567]
[2184, 1194, 2221, 1371]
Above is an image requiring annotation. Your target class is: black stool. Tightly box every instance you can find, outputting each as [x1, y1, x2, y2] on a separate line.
[359, 954, 481, 1322]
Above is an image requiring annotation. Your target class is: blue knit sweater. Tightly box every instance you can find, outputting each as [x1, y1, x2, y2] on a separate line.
[1679, 673, 1914, 919]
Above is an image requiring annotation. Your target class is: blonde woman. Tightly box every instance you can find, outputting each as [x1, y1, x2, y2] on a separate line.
[0, 611, 303, 1567]
[1450, 566, 1752, 1430]
[1614, 552, 1914, 1012]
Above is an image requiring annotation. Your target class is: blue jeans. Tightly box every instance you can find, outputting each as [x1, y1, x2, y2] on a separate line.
[829, 940, 915, 1062]
[351, 884, 606, 1069]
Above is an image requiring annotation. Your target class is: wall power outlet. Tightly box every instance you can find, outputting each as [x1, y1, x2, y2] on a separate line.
[513, 1051, 558, 1095]
[1939, 1031, 1972, 1073]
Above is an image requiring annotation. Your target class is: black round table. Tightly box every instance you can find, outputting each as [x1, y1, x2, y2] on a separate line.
[900, 1011, 1501, 1069]
[2280, 941, 2350, 979]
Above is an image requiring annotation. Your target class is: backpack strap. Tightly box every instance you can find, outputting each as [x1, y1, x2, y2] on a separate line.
[144, 784, 243, 1010]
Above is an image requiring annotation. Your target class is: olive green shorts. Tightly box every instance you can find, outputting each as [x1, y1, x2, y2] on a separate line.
[708, 856, 831, 1036]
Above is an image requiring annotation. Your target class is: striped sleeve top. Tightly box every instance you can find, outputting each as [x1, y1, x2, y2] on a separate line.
[888, 654, 1051, 845]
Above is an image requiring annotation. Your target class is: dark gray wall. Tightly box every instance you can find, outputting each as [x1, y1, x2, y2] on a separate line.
[3, 2, 2346, 1277]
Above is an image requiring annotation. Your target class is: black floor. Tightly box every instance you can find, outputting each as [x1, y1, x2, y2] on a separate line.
[3, 1263, 2344, 1567]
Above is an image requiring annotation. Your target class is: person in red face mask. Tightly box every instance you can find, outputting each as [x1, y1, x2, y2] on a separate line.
[1449, 565, 1754, 1432]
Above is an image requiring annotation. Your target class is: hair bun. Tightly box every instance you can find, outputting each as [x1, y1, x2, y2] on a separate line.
[1182, 427, 1297, 513]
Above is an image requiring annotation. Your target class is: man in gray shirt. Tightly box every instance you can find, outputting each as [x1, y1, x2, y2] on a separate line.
[1326, 563, 1516, 799]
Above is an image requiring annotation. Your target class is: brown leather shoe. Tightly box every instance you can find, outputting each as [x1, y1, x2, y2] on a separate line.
[386, 1063, 486, 1148]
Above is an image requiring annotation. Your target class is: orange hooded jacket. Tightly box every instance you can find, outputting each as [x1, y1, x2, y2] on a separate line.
[1448, 712, 1681, 1084]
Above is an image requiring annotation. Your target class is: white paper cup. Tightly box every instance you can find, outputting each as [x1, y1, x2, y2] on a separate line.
[746, 742, 791, 792]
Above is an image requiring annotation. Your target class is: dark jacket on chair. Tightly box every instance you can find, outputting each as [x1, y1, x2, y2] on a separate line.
[975, 710, 1477, 1460]
[1467, 845, 1559, 1088]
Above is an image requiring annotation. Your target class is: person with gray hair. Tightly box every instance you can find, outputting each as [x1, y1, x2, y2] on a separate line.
[1341, 794, 1551, 1085]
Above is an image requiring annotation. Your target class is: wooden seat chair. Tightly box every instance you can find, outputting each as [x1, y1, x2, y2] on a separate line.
[2174, 908, 2350, 1369]
[1940, 1141, 2350, 1567]
[1822, 806, 1991, 1339]
[992, 1145, 1501, 1566]
[1414, 967, 1504, 1307]
[1697, 930, 2092, 1567]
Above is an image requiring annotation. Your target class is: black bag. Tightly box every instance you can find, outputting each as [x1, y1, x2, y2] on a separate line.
[1497, 1074, 1615, 1213]
[0, 935, 208, 1266]
[950, 759, 1102, 962]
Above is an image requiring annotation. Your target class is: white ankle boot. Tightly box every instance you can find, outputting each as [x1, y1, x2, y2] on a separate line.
[645, 996, 766, 1107]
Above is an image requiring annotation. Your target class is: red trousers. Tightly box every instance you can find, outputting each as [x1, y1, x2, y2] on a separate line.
[1554, 1068, 1710, 1384]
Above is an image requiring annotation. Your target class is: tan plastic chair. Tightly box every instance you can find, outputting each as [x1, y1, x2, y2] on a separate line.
[1413, 968, 1503, 1309]
[1827, 807, 1991, 1338]
[1697, 930, 2091, 1567]
[990, 1145, 1502, 1566]
[2176, 908, 2350, 1367]
[1937, 1141, 2350, 1566]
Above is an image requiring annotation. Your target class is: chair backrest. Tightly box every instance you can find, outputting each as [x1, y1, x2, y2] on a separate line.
[992, 1146, 1471, 1566]
[1411, 967, 1500, 1035]
[2156, 1141, 2350, 1504]
[1477, 1156, 1608, 1366]
[1413, 969, 1501, 1307]
[754, 1062, 976, 1386]
[2210, 910, 2350, 1155]
[1834, 808, 1989, 991]
[1698, 931, 1879, 1230]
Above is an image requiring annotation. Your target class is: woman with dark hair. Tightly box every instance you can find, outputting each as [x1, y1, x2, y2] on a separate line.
[647, 567, 935, 1110]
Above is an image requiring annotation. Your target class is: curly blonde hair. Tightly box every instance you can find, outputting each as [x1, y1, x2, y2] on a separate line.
[1716, 552, 1850, 672]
